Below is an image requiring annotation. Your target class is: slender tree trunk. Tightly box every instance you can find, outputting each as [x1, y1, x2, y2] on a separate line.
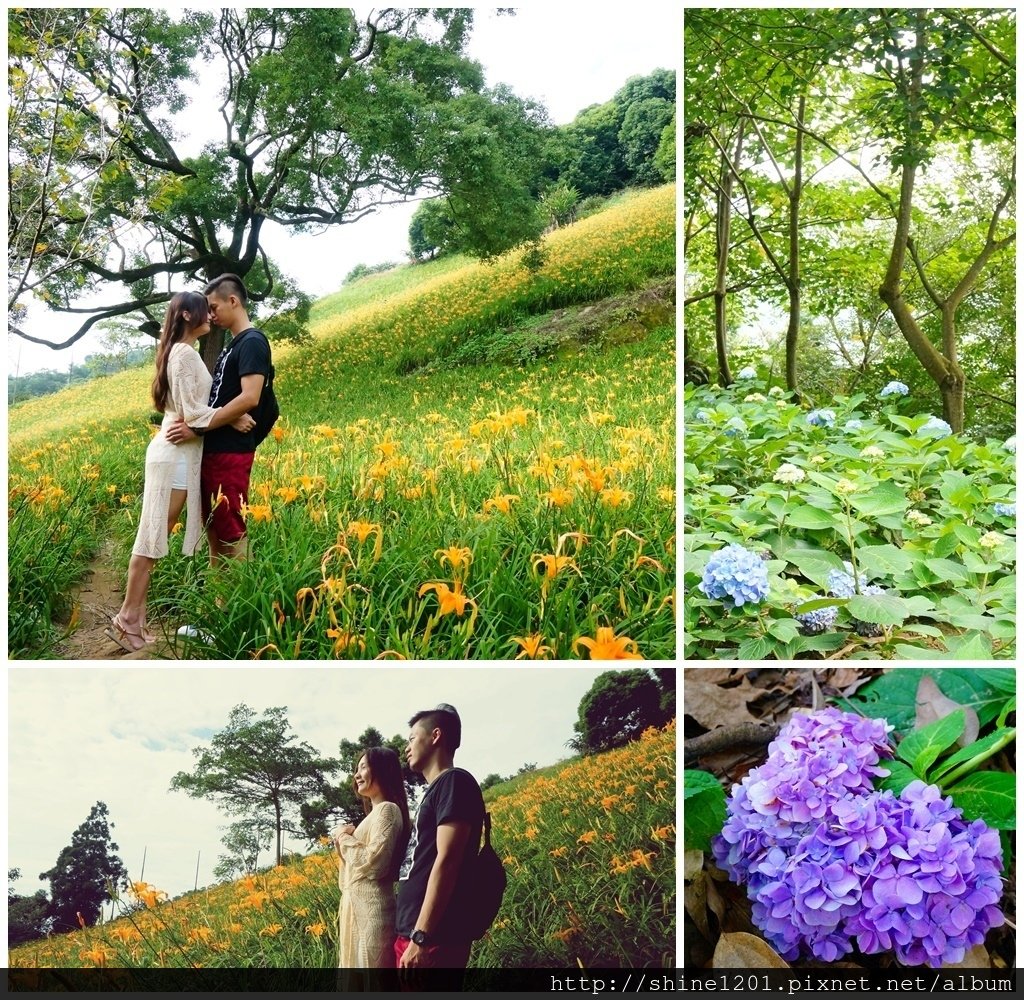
[877, 18, 966, 433]
[785, 97, 805, 397]
[274, 799, 283, 866]
[714, 125, 744, 385]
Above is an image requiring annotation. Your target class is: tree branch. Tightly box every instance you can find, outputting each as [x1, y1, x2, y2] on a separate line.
[10, 293, 171, 350]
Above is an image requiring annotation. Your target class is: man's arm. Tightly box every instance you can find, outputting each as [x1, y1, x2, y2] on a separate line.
[166, 374, 264, 443]
[398, 819, 472, 968]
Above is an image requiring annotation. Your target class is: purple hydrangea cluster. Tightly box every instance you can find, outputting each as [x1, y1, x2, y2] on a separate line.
[711, 709, 1004, 967]
[698, 543, 770, 608]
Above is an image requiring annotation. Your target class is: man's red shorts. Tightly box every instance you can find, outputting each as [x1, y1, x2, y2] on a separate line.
[200, 451, 255, 544]
[393, 935, 472, 970]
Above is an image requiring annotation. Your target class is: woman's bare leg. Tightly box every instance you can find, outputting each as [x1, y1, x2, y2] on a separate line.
[115, 554, 156, 649]
[167, 488, 187, 536]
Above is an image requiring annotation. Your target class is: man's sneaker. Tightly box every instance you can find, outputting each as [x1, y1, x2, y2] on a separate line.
[176, 624, 214, 645]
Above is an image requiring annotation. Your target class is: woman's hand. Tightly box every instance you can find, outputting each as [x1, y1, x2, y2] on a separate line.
[339, 824, 355, 836]
[231, 413, 256, 433]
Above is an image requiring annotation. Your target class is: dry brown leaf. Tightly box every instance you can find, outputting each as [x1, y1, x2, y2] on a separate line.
[828, 668, 864, 690]
[705, 873, 726, 925]
[683, 849, 704, 880]
[684, 668, 736, 684]
[685, 678, 760, 729]
[943, 943, 990, 969]
[684, 870, 710, 941]
[713, 931, 790, 968]
[915, 675, 980, 747]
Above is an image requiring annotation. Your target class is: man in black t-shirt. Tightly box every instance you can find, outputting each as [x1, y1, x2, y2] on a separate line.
[396, 704, 484, 974]
[167, 274, 272, 563]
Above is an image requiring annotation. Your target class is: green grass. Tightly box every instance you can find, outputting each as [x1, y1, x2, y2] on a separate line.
[8, 186, 676, 659]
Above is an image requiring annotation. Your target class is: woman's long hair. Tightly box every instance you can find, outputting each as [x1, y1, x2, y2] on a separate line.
[151, 291, 209, 412]
[356, 747, 412, 881]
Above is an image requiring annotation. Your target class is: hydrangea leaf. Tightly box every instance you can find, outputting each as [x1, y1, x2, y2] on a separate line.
[857, 543, 914, 579]
[766, 618, 801, 643]
[877, 759, 918, 794]
[683, 770, 726, 851]
[784, 548, 846, 588]
[784, 505, 839, 530]
[946, 771, 1016, 830]
[738, 635, 774, 659]
[927, 727, 1016, 784]
[896, 709, 965, 776]
[835, 668, 1011, 735]
[847, 593, 909, 625]
[924, 558, 972, 584]
[848, 480, 908, 517]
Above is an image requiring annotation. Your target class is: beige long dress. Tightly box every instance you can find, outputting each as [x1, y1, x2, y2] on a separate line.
[132, 343, 218, 559]
[336, 800, 402, 971]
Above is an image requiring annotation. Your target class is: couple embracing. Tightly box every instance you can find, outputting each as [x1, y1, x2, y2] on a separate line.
[335, 704, 484, 990]
[107, 274, 274, 651]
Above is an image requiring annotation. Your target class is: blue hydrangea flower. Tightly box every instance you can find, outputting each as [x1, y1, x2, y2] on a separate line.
[843, 418, 863, 432]
[794, 597, 838, 635]
[723, 416, 747, 438]
[918, 415, 952, 438]
[993, 502, 1015, 518]
[694, 409, 713, 424]
[806, 409, 836, 428]
[879, 380, 910, 398]
[826, 561, 867, 598]
[1003, 435, 1016, 453]
[698, 543, 770, 608]
[737, 366, 758, 379]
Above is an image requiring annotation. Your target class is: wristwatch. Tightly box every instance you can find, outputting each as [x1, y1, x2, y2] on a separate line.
[411, 929, 431, 946]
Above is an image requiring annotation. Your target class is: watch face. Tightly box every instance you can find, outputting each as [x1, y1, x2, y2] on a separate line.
[412, 930, 427, 946]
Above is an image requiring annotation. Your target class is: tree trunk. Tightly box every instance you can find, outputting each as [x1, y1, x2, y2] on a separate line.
[785, 97, 805, 397]
[274, 798, 282, 866]
[714, 126, 743, 385]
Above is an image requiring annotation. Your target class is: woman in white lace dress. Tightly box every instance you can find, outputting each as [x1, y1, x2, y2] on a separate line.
[107, 291, 255, 651]
[334, 747, 411, 987]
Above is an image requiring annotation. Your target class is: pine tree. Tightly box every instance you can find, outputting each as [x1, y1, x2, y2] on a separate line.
[40, 801, 129, 932]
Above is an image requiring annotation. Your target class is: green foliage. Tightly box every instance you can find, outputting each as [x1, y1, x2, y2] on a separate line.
[408, 197, 457, 260]
[540, 181, 580, 228]
[40, 802, 129, 934]
[838, 669, 1014, 735]
[871, 675, 1016, 831]
[10, 9, 553, 347]
[683, 770, 726, 852]
[170, 705, 339, 865]
[572, 670, 673, 754]
[685, 383, 1015, 660]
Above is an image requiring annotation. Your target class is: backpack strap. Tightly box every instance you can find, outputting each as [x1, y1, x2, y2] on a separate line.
[482, 811, 492, 847]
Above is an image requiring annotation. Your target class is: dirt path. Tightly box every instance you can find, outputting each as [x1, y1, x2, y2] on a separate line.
[59, 539, 174, 661]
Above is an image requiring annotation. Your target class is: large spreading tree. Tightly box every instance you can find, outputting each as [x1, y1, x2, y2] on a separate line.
[8, 7, 549, 365]
[39, 801, 129, 933]
[170, 704, 338, 865]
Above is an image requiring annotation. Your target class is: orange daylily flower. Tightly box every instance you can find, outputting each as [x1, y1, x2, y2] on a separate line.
[418, 580, 477, 618]
[435, 545, 473, 574]
[510, 634, 553, 660]
[573, 627, 644, 660]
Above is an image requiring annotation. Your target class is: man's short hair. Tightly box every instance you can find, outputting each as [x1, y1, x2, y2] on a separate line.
[203, 273, 248, 305]
[409, 703, 462, 751]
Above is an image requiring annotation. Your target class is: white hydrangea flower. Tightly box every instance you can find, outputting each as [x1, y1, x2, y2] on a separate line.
[979, 531, 1004, 550]
[860, 446, 885, 459]
[773, 463, 806, 485]
[836, 478, 858, 495]
[906, 510, 932, 527]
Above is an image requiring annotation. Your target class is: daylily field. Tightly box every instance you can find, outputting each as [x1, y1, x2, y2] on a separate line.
[684, 376, 1016, 660]
[8, 187, 676, 659]
[8, 721, 676, 970]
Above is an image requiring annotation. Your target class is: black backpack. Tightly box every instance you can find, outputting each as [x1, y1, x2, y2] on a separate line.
[231, 328, 279, 446]
[464, 812, 507, 940]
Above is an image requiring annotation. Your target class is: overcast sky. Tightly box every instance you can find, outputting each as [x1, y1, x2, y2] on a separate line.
[8, 6, 680, 375]
[7, 665, 619, 907]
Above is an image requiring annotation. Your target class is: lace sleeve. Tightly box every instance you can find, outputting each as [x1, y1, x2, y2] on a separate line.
[169, 346, 218, 428]
[336, 802, 403, 880]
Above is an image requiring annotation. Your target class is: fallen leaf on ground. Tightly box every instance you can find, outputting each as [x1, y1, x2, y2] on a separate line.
[916, 675, 979, 747]
[685, 677, 760, 729]
[713, 931, 790, 968]
[943, 943, 990, 969]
